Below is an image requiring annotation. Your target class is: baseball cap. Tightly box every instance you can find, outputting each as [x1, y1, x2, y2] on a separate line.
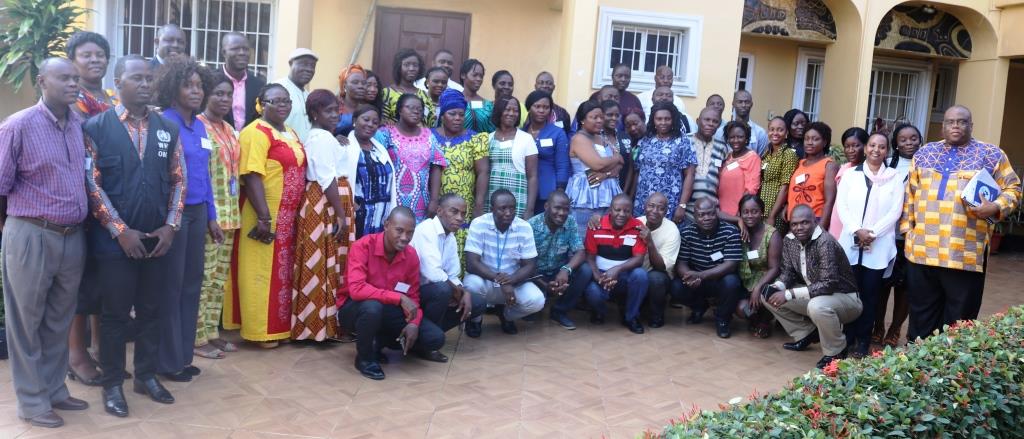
[288, 48, 319, 62]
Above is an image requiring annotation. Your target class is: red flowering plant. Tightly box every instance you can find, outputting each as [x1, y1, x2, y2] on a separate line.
[651, 306, 1024, 438]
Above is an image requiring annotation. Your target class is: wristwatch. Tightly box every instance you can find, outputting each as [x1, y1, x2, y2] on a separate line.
[677, 203, 688, 210]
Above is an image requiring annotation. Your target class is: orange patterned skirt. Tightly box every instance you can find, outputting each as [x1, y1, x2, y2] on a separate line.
[291, 177, 356, 341]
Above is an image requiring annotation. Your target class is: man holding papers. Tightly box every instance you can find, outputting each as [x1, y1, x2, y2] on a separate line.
[901, 105, 1021, 341]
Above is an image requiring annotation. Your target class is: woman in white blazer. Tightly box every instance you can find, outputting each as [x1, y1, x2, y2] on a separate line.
[835, 132, 905, 358]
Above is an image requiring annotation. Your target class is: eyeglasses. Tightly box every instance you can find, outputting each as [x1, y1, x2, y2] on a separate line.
[943, 119, 970, 128]
[264, 98, 292, 106]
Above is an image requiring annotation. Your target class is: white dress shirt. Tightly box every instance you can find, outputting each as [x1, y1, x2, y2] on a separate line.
[410, 216, 463, 286]
[835, 165, 905, 270]
[275, 77, 313, 143]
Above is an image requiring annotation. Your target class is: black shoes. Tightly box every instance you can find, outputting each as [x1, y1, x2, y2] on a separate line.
[465, 319, 482, 338]
[354, 357, 385, 380]
[849, 340, 870, 359]
[625, 318, 645, 334]
[590, 314, 605, 325]
[133, 378, 175, 404]
[716, 320, 732, 338]
[648, 316, 664, 328]
[21, 411, 63, 428]
[52, 396, 89, 411]
[686, 310, 705, 325]
[816, 348, 849, 369]
[160, 371, 192, 382]
[184, 365, 201, 376]
[497, 312, 518, 335]
[783, 330, 820, 352]
[103, 385, 129, 417]
[418, 350, 449, 363]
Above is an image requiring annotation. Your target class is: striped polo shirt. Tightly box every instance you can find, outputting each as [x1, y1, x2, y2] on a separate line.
[677, 221, 742, 272]
[585, 215, 647, 271]
[464, 213, 538, 273]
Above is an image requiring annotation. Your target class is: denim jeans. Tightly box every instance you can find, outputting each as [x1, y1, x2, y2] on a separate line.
[543, 263, 594, 316]
[585, 266, 648, 321]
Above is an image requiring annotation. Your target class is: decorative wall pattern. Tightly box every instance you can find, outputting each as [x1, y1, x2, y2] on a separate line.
[741, 0, 837, 42]
[875, 5, 972, 59]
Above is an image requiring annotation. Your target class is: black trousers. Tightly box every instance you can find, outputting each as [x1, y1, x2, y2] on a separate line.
[96, 253, 173, 389]
[906, 262, 986, 341]
[338, 299, 445, 362]
[644, 270, 673, 320]
[158, 203, 206, 374]
[419, 281, 485, 332]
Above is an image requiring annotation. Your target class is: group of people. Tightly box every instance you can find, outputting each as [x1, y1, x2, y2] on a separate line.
[0, 22, 1020, 428]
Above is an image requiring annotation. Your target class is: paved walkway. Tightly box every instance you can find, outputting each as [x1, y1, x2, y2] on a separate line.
[1, 252, 1021, 439]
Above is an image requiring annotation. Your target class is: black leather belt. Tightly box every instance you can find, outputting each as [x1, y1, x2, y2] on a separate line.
[17, 217, 81, 235]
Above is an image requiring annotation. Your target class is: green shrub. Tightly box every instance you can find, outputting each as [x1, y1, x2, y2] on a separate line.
[650, 306, 1024, 439]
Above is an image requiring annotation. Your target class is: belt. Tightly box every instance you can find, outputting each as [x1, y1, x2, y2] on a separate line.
[17, 217, 81, 236]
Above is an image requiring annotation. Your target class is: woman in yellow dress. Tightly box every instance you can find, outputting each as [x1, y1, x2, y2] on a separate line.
[225, 84, 307, 348]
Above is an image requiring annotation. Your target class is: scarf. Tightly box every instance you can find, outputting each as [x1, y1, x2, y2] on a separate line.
[860, 163, 898, 229]
[439, 88, 466, 115]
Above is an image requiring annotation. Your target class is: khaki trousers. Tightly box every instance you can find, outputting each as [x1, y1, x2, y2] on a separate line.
[764, 291, 862, 356]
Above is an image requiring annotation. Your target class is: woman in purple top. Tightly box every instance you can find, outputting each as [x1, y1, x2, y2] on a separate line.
[374, 93, 446, 222]
[154, 59, 221, 382]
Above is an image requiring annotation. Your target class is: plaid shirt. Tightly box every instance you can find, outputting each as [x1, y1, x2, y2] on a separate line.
[900, 138, 1021, 272]
[528, 213, 583, 275]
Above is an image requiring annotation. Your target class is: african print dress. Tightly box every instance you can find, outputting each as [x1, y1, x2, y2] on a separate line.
[759, 146, 799, 228]
[380, 87, 433, 126]
[291, 128, 357, 341]
[195, 115, 241, 347]
[375, 125, 447, 222]
[351, 132, 397, 238]
[226, 120, 306, 342]
[433, 128, 489, 267]
[633, 135, 697, 217]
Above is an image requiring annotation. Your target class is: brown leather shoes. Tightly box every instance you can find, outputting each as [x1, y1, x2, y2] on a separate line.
[52, 396, 89, 411]
[21, 411, 64, 428]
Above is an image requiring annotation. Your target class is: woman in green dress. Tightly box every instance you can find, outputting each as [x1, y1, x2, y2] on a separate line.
[460, 58, 495, 133]
[486, 96, 538, 218]
[736, 195, 782, 338]
[432, 89, 490, 263]
[762, 117, 799, 230]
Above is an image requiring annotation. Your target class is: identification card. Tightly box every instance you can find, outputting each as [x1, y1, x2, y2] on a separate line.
[554, 121, 564, 128]
[795, 173, 808, 184]
[713, 159, 722, 168]
[470, 100, 484, 109]
[229, 176, 239, 196]
[710, 251, 724, 262]
[746, 250, 760, 260]
[84, 157, 92, 171]
[539, 138, 554, 147]
[395, 282, 411, 294]
[726, 161, 740, 171]
[623, 235, 637, 246]
[762, 162, 768, 170]
[201, 138, 213, 150]
[499, 140, 512, 149]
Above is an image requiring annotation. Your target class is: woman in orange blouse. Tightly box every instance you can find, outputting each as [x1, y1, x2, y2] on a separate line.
[718, 121, 762, 222]
[785, 121, 838, 230]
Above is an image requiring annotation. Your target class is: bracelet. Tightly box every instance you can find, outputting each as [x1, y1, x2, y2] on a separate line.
[559, 265, 572, 276]
[257, 217, 272, 223]
[784, 290, 793, 301]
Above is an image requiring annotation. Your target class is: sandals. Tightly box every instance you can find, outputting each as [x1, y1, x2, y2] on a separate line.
[883, 328, 901, 347]
[871, 326, 885, 345]
[194, 345, 226, 359]
[258, 341, 279, 349]
[209, 339, 238, 352]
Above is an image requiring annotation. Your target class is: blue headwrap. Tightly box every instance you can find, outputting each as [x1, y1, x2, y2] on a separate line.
[439, 88, 467, 115]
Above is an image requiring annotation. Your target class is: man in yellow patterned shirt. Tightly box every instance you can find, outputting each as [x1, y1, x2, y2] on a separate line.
[901, 105, 1021, 341]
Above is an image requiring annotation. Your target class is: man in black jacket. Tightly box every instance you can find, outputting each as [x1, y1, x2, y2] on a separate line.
[220, 32, 265, 131]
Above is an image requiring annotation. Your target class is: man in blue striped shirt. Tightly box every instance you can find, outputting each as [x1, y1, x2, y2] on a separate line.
[674, 197, 744, 338]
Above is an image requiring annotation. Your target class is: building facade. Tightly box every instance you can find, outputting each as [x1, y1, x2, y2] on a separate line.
[2, 0, 1022, 161]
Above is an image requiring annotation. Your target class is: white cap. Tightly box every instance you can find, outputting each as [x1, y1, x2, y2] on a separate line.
[288, 48, 318, 62]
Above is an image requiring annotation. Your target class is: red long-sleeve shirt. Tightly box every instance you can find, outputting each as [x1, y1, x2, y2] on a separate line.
[340, 232, 423, 326]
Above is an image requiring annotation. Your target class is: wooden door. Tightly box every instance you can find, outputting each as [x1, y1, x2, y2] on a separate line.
[372, 7, 471, 87]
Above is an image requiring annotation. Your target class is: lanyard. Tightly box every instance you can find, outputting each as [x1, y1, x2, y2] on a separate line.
[494, 229, 510, 272]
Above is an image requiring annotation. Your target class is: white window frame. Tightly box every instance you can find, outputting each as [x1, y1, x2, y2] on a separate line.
[592, 7, 703, 96]
[930, 64, 958, 123]
[792, 47, 825, 121]
[100, 0, 278, 79]
[736, 52, 754, 92]
[865, 56, 932, 132]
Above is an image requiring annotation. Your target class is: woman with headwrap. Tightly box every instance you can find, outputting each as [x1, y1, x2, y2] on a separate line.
[334, 64, 367, 136]
[431, 89, 491, 262]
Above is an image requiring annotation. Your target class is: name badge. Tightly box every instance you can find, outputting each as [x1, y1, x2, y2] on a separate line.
[713, 159, 722, 168]
[395, 282, 411, 294]
[470, 100, 484, 109]
[710, 251, 724, 262]
[499, 141, 512, 149]
[84, 157, 92, 171]
[622, 235, 637, 246]
[762, 162, 768, 170]
[795, 173, 808, 184]
[746, 250, 760, 260]
[554, 121, 564, 128]
[539, 138, 554, 147]
[201, 138, 213, 150]
[726, 161, 740, 171]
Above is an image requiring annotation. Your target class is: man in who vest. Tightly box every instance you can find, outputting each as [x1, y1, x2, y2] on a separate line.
[82, 55, 186, 418]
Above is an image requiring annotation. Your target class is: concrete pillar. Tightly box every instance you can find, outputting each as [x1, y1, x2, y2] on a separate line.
[555, 0, 599, 110]
[271, 0, 315, 80]
[816, 0, 871, 131]
[955, 58, 1010, 144]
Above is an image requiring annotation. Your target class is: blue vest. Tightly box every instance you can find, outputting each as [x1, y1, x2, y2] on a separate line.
[83, 108, 178, 256]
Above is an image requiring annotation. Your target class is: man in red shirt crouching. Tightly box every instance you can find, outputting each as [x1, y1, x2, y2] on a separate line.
[339, 207, 445, 380]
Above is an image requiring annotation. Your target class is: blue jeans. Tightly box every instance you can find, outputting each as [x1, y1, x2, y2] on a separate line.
[673, 273, 744, 323]
[585, 267, 648, 321]
[543, 263, 594, 316]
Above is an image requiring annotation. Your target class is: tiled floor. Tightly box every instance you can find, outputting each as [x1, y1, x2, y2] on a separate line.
[1, 252, 1021, 439]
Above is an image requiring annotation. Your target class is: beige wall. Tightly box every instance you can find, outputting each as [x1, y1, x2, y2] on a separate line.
[1000, 63, 1024, 163]
[738, 36, 801, 126]
[301, 0, 562, 101]
[0, 80, 40, 121]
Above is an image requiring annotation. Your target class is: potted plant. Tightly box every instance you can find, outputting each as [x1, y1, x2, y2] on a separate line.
[0, 0, 89, 93]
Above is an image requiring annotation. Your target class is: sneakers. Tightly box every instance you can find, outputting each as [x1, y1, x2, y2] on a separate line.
[549, 312, 577, 330]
